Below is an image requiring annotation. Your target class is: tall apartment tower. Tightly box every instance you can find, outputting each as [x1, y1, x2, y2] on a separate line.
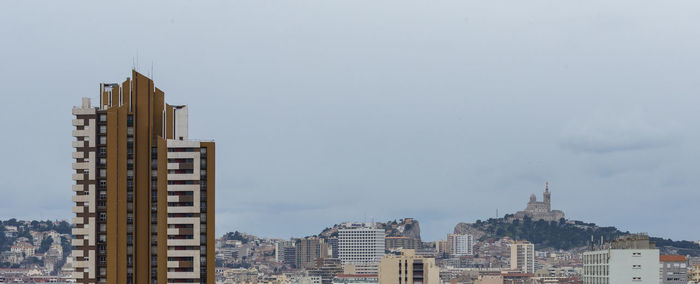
[71, 70, 215, 284]
[510, 241, 535, 274]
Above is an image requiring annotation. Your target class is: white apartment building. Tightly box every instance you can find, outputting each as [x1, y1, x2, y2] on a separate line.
[510, 241, 535, 274]
[447, 234, 474, 256]
[338, 222, 385, 274]
[582, 235, 660, 284]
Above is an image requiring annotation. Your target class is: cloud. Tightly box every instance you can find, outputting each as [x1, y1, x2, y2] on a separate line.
[559, 109, 676, 154]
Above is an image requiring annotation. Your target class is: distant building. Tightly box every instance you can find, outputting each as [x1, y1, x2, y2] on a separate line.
[328, 237, 340, 258]
[296, 237, 329, 269]
[659, 255, 687, 284]
[309, 258, 344, 284]
[690, 264, 700, 283]
[510, 241, 535, 274]
[276, 240, 295, 262]
[385, 237, 418, 251]
[338, 223, 385, 275]
[332, 273, 379, 284]
[284, 246, 298, 267]
[378, 250, 440, 284]
[10, 242, 36, 257]
[512, 182, 565, 222]
[435, 240, 449, 258]
[583, 234, 660, 284]
[447, 234, 474, 256]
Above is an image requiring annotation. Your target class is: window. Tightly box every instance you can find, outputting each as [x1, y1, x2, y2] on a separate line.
[99, 136, 106, 145]
[127, 127, 134, 135]
[99, 212, 106, 221]
[99, 169, 106, 177]
[99, 125, 106, 134]
[99, 114, 107, 122]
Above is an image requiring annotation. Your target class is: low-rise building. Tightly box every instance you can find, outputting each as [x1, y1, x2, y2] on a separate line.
[378, 250, 440, 284]
[659, 255, 687, 284]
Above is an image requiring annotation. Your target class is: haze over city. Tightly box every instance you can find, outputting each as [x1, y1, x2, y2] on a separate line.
[2, 0, 700, 244]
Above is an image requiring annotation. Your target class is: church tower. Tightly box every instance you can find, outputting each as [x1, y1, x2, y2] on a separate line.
[543, 181, 551, 212]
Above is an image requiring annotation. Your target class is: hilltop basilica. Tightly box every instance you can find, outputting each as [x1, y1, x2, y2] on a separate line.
[511, 182, 565, 222]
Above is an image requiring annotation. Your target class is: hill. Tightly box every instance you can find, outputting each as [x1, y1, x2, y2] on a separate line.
[320, 218, 421, 241]
[454, 216, 700, 256]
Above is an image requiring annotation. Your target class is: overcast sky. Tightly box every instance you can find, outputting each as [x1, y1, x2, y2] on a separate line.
[1, 1, 699, 242]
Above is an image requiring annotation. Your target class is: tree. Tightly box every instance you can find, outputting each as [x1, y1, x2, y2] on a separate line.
[37, 237, 54, 254]
[55, 221, 71, 235]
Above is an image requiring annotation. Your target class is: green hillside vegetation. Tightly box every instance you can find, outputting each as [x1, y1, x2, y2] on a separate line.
[472, 215, 700, 254]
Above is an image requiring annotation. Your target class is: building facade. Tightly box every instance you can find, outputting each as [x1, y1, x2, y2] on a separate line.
[659, 255, 687, 284]
[296, 237, 329, 269]
[71, 71, 215, 284]
[510, 241, 535, 274]
[582, 235, 659, 284]
[386, 237, 419, 251]
[447, 234, 473, 256]
[338, 223, 385, 275]
[378, 250, 439, 284]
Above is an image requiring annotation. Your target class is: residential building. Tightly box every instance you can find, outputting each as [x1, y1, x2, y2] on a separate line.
[385, 237, 418, 251]
[309, 258, 344, 284]
[447, 234, 474, 256]
[582, 234, 659, 284]
[378, 250, 440, 284]
[276, 240, 295, 262]
[659, 255, 687, 284]
[338, 223, 385, 274]
[10, 243, 36, 257]
[690, 264, 700, 283]
[71, 70, 215, 283]
[510, 241, 535, 274]
[296, 237, 329, 269]
[332, 274, 379, 284]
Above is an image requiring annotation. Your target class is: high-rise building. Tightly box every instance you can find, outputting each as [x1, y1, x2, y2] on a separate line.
[659, 255, 687, 284]
[378, 250, 440, 284]
[275, 240, 295, 263]
[296, 237, 329, 269]
[447, 234, 473, 256]
[583, 234, 660, 284]
[338, 223, 385, 275]
[510, 241, 535, 274]
[71, 70, 215, 284]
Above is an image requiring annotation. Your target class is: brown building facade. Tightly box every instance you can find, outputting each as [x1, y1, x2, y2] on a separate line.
[71, 70, 215, 284]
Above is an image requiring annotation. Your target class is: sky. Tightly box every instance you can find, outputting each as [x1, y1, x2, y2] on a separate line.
[1, 1, 699, 242]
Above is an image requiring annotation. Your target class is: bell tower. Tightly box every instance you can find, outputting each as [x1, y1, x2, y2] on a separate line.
[543, 181, 551, 211]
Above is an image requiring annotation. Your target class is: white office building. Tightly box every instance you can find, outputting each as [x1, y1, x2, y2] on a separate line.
[338, 222, 385, 274]
[583, 235, 660, 284]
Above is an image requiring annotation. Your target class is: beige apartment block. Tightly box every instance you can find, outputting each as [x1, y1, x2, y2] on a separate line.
[378, 250, 439, 284]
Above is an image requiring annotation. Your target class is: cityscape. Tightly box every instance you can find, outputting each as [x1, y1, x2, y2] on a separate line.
[2, 1, 700, 284]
